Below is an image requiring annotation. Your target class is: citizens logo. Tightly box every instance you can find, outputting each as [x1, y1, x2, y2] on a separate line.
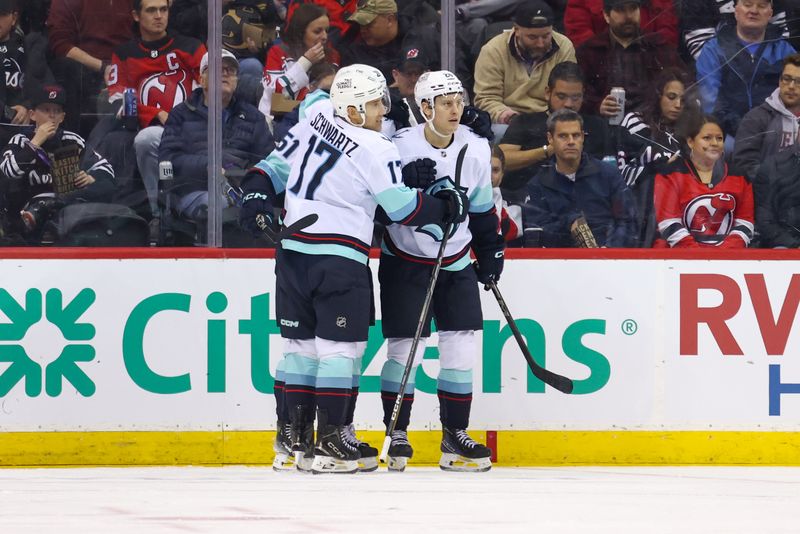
[0, 288, 96, 397]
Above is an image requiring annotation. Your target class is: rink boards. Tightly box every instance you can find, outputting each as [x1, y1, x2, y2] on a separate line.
[1, 248, 800, 466]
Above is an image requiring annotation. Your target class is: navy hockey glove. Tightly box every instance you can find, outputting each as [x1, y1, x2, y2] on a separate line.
[402, 158, 437, 189]
[461, 105, 494, 141]
[239, 190, 276, 237]
[386, 95, 411, 129]
[435, 187, 470, 225]
[473, 238, 505, 287]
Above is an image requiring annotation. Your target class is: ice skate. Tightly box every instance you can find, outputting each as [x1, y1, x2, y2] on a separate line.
[272, 420, 295, 471]
[311, 422, 361, 474]
[387, 430, 413, 472]
[345, 424, 378, 472]
[289, 419, 315, 473]
[439, 427, 492, 472]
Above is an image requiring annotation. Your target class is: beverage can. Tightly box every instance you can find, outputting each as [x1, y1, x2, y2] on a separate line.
[123, 88, 138, 117]
[608, 87, 625, 126]
[159, 160, 173, 181]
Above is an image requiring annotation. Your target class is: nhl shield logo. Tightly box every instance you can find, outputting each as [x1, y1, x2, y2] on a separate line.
[336, 316, 347, 328]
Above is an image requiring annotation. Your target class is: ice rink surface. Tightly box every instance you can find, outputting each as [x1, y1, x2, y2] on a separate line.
[1, 466, 797, 533]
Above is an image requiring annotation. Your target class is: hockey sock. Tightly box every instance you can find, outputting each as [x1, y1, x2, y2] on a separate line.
[380, 358, 416, 431]
[437, 368, 473, 429]
[315, 356, 354, 426]
[345, 356, 362, 426]
[283, 353, 318, 424]
[274, 357, 288, 421]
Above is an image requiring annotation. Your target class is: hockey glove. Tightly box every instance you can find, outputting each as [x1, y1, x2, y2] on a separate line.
[402, 158, 437, 189]
[386, 95, 411, 129]
[473, 236, 505, 287]
[461, 105, 494, 141]
[435, 187, 470, 225]
[239, 191, 276, 237]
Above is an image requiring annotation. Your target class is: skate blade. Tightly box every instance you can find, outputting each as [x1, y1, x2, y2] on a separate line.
[311, 455, 359, 474]
[272, 452, 295, 472]
[439, 453, 492, 472]
[387, 456, 409, 472]
[358, 456, 378, 473]
[296, 454, 314, 473]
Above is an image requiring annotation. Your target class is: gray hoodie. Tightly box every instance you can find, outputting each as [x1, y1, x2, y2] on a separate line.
[733, 87, 800, 179]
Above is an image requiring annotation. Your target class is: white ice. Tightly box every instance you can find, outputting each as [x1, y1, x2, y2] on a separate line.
[0, 466, 797, 533]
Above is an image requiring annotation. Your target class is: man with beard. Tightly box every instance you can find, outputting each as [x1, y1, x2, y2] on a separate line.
[473, 1, 575, 125]
[576, 0, 684, 118]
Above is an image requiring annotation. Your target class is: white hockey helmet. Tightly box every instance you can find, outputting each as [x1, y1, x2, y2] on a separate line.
[414, 70, 464, 111]
[330, 64, 391, 126]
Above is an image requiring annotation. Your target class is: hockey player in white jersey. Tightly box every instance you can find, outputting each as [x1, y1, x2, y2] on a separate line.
[238, 64, 470, 474]
[380, 70, 505, 472]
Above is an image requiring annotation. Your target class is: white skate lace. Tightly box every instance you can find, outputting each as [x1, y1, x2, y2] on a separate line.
[345, 424, 364, 446]
[391, 430, 410, 446]
[338, 427, 360, 454]
[454, 429, 479, 450]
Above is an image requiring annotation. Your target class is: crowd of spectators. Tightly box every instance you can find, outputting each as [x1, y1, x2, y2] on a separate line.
[1, 0, 800, 249]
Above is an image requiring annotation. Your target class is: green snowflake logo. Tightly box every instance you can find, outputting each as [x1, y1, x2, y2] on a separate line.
[0, 288, 96, 397]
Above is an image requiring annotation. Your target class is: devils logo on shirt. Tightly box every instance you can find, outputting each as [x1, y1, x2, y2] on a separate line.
[140, 70, 189, 111]
[683, 193, 736, 245]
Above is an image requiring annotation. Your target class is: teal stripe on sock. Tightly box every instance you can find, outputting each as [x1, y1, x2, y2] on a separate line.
[284, 353, 318, 387]
[380, 359, 415, 394]
[352, 356, 362, 388]
[438, 368, 473, 394]
[275, 358, 286, 382]
[317, 356, 354, 389]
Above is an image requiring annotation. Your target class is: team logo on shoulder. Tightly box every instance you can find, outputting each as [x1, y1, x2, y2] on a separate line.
[416, 177, 464, 242]
[336, 316, 347, 328]
[683, 193, 736, 246]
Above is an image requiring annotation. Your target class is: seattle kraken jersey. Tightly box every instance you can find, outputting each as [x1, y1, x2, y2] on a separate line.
[277, 99, 425, 264]
[385, 124, 494, 270]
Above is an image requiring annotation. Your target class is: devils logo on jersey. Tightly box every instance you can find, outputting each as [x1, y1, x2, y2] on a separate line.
[140, 70, 188, 111]
[683, 193, 736, 245]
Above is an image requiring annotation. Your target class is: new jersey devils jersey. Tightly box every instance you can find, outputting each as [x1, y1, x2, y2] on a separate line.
[107, 33, 206, 129]
[654, 159, 754, 248]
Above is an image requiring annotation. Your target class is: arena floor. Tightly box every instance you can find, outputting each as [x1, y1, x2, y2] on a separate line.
[1, 466, 797, 533]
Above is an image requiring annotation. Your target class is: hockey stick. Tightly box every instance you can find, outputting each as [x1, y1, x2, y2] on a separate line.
[256, 213, 318, 244]
[487, 280, 574, 394]
[379, 143, 469, 463]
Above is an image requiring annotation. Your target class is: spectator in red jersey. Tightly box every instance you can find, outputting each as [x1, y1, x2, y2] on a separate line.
[564, 0, 678, 48]
[46, 0, 134, 136]
[259, 3, 339, 122]
[654, 113, 754, 248]
[106, 0, 205, 221]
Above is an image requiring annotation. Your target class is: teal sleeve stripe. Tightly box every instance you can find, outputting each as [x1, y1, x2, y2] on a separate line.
[375, 187, 419, 220]
[279, 75, 297, 99]
[439, 368, 473, 384]
[282, 240, 369, 265]
[469, 184, 494, 212]
[254, 158, 288, 193]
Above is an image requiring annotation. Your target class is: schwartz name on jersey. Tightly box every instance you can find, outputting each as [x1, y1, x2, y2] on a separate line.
[263, 99, 438, 264]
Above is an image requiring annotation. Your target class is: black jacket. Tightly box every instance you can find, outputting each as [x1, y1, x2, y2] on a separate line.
[753, 147, 800, 248]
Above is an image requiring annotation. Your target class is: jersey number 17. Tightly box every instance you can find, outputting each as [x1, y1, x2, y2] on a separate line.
[288, 134, 342, 200]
